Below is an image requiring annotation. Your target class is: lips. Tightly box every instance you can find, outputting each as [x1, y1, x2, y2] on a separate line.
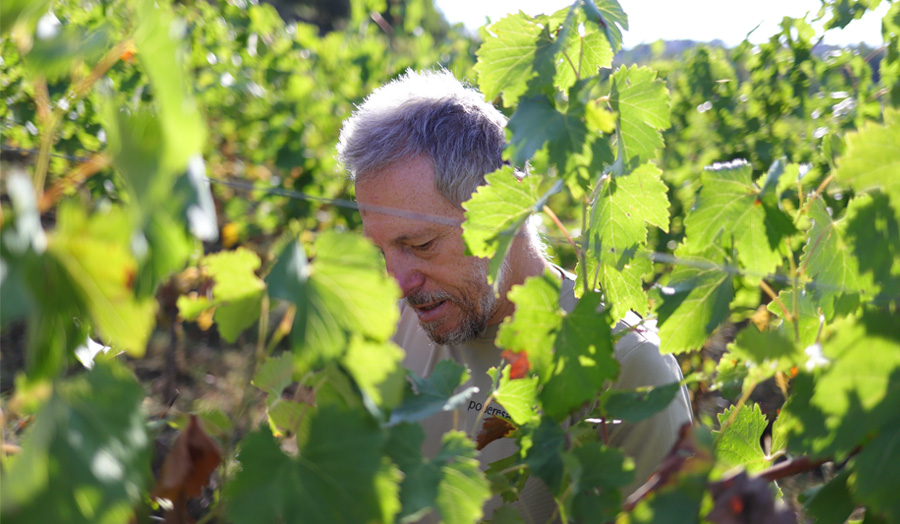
[413, 300, 448, 323]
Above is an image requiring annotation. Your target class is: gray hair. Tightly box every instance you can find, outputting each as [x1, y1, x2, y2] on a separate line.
[336, 69, 507, 207]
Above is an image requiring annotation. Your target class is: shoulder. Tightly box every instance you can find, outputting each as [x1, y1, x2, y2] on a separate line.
[612, 312, 683, 390]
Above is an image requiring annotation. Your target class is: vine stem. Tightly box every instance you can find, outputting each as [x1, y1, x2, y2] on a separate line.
[797, 173, 835, 219]
[39, 154, 111, 212]
[31, 39, 132, 201]
[542, 205, 580, 256]
[760, 279, 792, 322]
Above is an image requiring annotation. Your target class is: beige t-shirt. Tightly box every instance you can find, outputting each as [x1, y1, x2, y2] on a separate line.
[393, 270, 692, 522]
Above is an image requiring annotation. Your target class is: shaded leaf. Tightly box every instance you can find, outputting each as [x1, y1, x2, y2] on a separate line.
[226, 407, 388, 524]
[833, 108, 900, 216]
[601, 382, 681, 423]
[0, 361, 151, 524]
[388, 360, 477, 426]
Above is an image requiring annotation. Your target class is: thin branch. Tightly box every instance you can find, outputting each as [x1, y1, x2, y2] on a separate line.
[542, 205, 580, 256]
[760, 279, 792, 322]
[757, 455, 828, 482]
[39, 153, 111, 212]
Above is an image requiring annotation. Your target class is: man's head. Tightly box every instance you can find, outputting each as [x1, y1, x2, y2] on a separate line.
[337, 69, 507, 207]
[337, 70, 529, 344]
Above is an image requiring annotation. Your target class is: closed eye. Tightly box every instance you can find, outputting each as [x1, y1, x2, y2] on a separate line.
[411, 239, 435, 251]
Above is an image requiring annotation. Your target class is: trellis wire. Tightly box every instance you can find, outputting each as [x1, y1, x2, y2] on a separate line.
[1, 145, 895, 303]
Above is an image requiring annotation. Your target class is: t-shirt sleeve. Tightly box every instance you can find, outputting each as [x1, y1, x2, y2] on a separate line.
[608, 331, 693, 495]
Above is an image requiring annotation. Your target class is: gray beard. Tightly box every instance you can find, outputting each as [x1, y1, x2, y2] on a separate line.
[408, 259, 505, 345]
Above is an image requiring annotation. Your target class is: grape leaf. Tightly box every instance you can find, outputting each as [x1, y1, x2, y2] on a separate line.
[388, 359, 478, 426]
[766, 286, 823, 349]
[266, 232, 400, 368]
[152, 415, 222, 522]
[498, 272, 618, 420]
[570, 442, 633, 522]
[582, 0, 628, 54]
[205, 248, 265, 342]
[552, 7, 614, 93]
[843, 192, 900, 303]
[656, 249, 735, 354]
[609, 66, 670, 167]
[476, 416, 517, 451]
[492, 364, 539, 425]
[462, 167, 558, 283]
[726, 325, 803, 379]
[385, 425, 490, 524]
[600, 381, 682, 423]
[49, 203, 156, 356]
[783, 311, 900, 458]
[801, 471, 856, 524]
[341, 337, 406, 411]
[0, 361, 151, 524]
[586, 163, 670, 319]
[506, 95, 589, 169]
[682, 160, 781, 279]
[713, 403, 771, 476]
[474, 12, 555, 107]
[800, 198, 877, 319]
[226, 407, 388, 524]
[833, 108, 900, 216]
[522, 416, 566, 494]
[849, 415, 900, 523]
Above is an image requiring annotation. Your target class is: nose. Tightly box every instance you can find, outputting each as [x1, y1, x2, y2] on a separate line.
[384, 251, 425, 297]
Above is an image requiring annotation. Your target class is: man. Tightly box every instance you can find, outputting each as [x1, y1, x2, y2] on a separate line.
[338, 69, 691, 522]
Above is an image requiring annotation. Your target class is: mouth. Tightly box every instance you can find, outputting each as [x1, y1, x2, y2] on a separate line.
[413, 300, 449, 323]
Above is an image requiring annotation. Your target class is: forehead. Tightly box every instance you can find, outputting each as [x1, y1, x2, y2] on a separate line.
[354, 156, 463, 239]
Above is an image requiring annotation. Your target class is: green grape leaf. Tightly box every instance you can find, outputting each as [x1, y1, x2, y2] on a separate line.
[498, 272, 618, 420]
[493, 365, 539, 425]
[134, 0, 206, 174]
[389, 359, 477, 426]
[49, 204, 156, 356]
[462, 167, 559, 283]
[205, 248, 265, 342]
[474, 12, 555, 107]
[24, 25, 111, 81]
[225, 407, 388, 524]
[582, 0, 628, 54]
[656, 249, 735, 354]
[849, 415, 900, 523]
[833, 108, 900, 214]
[586, 163, 670, 319]
[266, 232, 400, 368]
[843, 192, 900, 302]
[609, 66, 670, 167]
[601, 381, 682, 423]
[252, 352, 294, 398]
[552, 8, 614, 93]
[784, 311, 900, 458]
[726, 325, 803, 378]
[431, 432, 492, 524]
[523, 416, 566, 495]
[506, 95, 589, 169]
[682, 160, 781, 279]
[801, 470, 856, 524]
[800, 198, 877, 319]
[386, 425, 490, 524]
[766, 286, 823, 349]
[341, 338, 406, 411]
[0, 361, 151, 524]
[570, 442, 633, 522]
[713, 403, 771, 476]
[0, 0, 51, 36]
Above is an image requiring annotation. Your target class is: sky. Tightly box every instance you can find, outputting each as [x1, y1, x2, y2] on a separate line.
[435, 0, 888, 48]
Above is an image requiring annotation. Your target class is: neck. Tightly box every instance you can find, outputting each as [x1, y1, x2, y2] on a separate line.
[486, 234, 553, 325]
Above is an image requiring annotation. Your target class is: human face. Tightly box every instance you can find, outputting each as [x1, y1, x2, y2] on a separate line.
[355, 155, 497, 345]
